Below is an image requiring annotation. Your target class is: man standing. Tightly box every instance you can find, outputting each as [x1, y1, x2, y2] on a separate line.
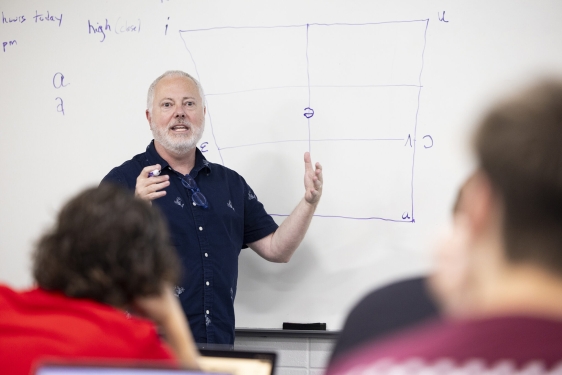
[102, 70, 323, 345]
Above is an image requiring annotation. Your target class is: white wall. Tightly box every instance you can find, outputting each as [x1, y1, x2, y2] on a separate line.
[235, 336, 336, 375]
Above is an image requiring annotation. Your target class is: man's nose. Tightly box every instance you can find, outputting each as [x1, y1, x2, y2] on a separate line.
[174, 105, 186, 118]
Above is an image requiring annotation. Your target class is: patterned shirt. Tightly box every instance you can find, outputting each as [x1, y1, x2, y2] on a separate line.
[101, 141, 278, 345]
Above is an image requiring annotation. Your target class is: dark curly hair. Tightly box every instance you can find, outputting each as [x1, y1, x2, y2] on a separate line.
[33, 183, 180, 307]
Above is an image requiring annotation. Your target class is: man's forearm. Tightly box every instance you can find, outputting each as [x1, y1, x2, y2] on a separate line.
[265, 197, 318, 262]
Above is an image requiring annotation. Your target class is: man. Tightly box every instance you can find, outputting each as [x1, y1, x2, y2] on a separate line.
[102, 70, 323, 345]
[0, 184, 200, 375]
[327, 80, 562, 374]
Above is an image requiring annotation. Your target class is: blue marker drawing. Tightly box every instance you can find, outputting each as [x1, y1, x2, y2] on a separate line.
[179, 19, 429, 222]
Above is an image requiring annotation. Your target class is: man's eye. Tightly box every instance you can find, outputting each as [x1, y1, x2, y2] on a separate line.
[162, 102, 172, 107]
[185, 101, 195, 106]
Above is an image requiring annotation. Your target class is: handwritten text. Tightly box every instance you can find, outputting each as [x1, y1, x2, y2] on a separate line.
[2, 12, 26, 24]
[88, 18, 141, 42]
[33, 11, 63, 27]
[2, 40, 17, 52]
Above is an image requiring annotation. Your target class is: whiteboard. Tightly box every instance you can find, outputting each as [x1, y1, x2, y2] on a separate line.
[1, 0, 562, 330]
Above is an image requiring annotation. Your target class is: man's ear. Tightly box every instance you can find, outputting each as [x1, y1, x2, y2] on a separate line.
[461, 170, 496, 236]
[146, 109, 151, 127]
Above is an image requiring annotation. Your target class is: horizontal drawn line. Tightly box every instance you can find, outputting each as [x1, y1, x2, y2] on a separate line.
[270, 213, 414, 222]
[218, 138, 405, 150]
[219, 139, 308, 150]
[179, 19, 429, 33]
[312, 138, 405, 142]
[308, 20, 429, 27]
[206, 84, 421, 96]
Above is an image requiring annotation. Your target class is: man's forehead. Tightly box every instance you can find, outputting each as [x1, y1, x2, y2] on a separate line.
[155, 76, 199, 96]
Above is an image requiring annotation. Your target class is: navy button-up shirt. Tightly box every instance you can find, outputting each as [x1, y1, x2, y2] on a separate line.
[101, 141, 278, 345]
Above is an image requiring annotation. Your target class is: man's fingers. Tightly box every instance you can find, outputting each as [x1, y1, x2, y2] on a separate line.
[315, 163, 323, 180]
[142, 164, 162, 177]
[147, 180, 170, 192]
[304, 152, 313, 172]
[146, 190, 167, 200]
[313, 177, 322, 189]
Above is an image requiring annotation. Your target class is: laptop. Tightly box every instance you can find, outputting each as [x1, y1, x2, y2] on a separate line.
[35, 363, 219, 375]
[199, 349, 276, 375]
[34, 349, 276, 375]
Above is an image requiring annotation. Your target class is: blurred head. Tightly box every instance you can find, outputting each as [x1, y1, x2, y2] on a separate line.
[146, 71, 206, 156]
[430, 80, 562, 316]
[33, 183, 180, 308]
[474, 80, 562, 273]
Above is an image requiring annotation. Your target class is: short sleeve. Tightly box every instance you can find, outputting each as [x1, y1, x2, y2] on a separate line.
[242, 178, 279, 245]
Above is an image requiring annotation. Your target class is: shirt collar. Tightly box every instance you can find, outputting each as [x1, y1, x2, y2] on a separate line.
[146, 140, 211, 176]
[192, 147, 212, 176]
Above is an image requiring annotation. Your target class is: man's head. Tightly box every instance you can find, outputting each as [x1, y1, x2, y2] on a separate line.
[33, 183, 180, 308]
[430, 80, 562, 317]
[473, 80, 562, 272]
[146, 70, 206, 156]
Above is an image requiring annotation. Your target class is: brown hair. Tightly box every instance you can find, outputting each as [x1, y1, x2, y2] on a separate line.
[33, 183, 180, 307]
[474, 80, 562, 272]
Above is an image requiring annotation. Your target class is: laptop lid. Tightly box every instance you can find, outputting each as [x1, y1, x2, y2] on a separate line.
[198, 349, 276, 375]
[35, 362, 226, 375]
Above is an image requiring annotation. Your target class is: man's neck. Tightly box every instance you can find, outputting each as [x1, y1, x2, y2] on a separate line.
[154, 141, 196, 176]
[471, 262, 562, 321]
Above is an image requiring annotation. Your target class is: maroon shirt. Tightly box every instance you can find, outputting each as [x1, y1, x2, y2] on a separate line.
[328, 316, 562, 374]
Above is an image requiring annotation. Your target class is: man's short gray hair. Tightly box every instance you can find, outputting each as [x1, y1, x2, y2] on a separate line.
[146, 70, 205, 113]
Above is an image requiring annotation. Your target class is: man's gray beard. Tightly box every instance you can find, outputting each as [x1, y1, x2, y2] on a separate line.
[151, 119, 205, 155]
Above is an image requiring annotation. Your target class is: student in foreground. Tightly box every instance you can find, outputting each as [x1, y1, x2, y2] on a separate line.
[327, 80, 562, 374]
[0, 184, 200, 375]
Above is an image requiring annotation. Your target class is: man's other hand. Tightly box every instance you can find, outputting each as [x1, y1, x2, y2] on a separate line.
[304, 152, 323, 205]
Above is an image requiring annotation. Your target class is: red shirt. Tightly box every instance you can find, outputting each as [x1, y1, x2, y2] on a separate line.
[0, 285, 176, 375]
[328, 316, 562, 375]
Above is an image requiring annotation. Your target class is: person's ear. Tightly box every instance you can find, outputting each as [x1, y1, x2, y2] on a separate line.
[146, 109, 152, 127]
[459, 170, 495, 236]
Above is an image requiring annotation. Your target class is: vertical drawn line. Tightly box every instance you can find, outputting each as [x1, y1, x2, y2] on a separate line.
[306, 23, 311, 153]
[179, 30, 225, 165]
[410, 19, 429, 222]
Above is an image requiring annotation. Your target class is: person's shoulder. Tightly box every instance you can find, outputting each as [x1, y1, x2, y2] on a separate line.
[102, 151, 149, 188]
[0, 284, 16, 305]
[206, 160, 248, 184]
[207, 160, 241, 176]
[328, 316, 562, 375]
[327, 319, 450, 375]
[111, 151, 149, 173]
[0, 285, 39, 305]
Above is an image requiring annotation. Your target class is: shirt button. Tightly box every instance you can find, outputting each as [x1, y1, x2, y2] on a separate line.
[193, 202, 196, 206]
[206, 310, 210, 315]
[199, 226, 203, 231]
[204, 253, 208, 257]
[206, 281, 210, 286]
